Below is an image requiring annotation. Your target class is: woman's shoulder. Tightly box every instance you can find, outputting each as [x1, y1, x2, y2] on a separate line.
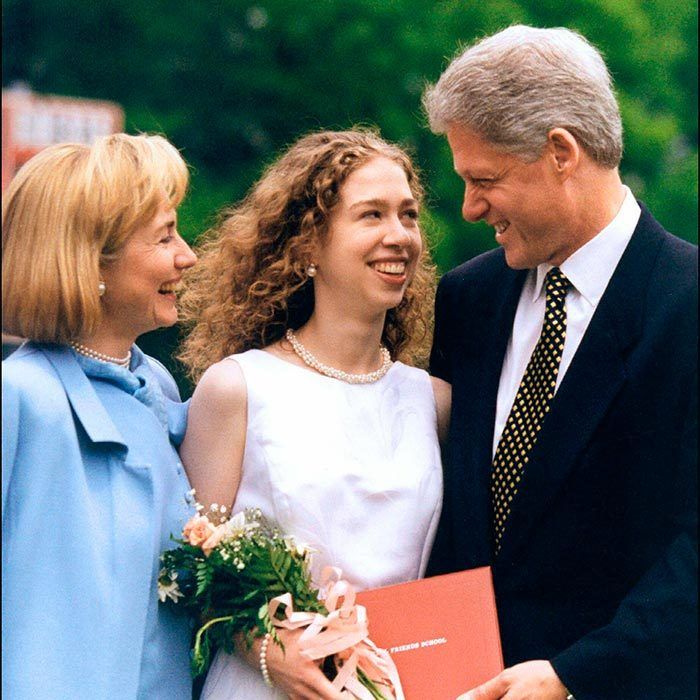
[391, 363, 451, 437]
[391, 360, 431, 386]
[2, 344, 74, 427]
[388, 362, 437, 404]
[202, 348, 283, 389]
[2, 344, 63, 395]
[193, 356, 248, 408]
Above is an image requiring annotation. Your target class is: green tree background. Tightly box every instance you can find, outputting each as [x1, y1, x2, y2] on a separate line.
[4, 0, 697, 393]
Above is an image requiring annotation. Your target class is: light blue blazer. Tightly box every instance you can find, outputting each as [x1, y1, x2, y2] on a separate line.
[2, 343, 195, 700]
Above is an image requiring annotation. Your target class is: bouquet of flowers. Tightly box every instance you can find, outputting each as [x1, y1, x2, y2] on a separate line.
[159, 504, 403, 699]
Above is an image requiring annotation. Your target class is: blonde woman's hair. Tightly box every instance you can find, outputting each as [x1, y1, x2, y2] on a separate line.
[2, 133, 189, 343]
[178, 128, 436, 382]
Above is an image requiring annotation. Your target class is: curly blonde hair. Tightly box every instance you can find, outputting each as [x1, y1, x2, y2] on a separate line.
[178, 129, 436, 382]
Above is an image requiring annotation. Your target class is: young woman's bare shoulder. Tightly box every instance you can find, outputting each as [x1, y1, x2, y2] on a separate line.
[430, 375, 452, 445]
[430, 376, 451, 411]
[192, 359, 247, 412]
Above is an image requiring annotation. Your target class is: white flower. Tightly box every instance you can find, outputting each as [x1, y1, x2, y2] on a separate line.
[283, 535, 314, 558]
[222, 511, 247, 537]
[158, 570, 184, 604]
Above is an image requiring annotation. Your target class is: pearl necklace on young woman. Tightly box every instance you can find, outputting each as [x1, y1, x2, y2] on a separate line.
[285, 329, 392, 385]
[70, 341, 132, 369]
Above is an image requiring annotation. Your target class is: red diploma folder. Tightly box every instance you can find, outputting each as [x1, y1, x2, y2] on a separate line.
[355, 567, 503, 699]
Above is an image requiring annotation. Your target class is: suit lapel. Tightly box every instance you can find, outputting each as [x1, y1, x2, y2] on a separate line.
[495, 206, 665, 563]
[450, 264, 526, 565]
[475, 269, 528, 469]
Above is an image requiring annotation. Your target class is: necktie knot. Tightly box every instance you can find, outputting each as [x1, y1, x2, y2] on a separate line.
[545, 267, 571, 306]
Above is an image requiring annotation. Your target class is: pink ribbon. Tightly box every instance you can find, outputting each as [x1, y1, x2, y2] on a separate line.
[267, 566, 405, 700]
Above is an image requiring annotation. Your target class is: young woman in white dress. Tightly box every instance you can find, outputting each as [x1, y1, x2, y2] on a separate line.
[178, 129, 451, 700]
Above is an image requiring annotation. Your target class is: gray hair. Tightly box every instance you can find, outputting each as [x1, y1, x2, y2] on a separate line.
[423, 25, 622, 168]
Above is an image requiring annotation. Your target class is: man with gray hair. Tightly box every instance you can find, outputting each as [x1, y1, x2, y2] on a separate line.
[424, 25, 697, 700]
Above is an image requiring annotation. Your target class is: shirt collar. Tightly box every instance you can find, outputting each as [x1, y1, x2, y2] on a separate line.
[73, 343, 147, 393]
[532, 186, 641, 305]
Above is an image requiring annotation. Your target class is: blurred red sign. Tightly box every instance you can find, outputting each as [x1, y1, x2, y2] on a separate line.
[2, 86, 124, 191]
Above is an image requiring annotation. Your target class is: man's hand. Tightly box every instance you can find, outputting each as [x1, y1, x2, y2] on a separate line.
[456, 660, 569, 700]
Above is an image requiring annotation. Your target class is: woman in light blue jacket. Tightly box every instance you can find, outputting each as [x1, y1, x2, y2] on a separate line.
[2, 134, 198, 700]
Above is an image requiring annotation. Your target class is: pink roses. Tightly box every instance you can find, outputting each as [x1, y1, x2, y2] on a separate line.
[182, 514, 224, 556]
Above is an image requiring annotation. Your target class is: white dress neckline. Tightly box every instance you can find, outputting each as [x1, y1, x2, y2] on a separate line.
[231, 346, 401, 385]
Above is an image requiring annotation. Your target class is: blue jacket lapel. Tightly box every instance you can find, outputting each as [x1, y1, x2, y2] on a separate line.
[40, 345, 128, 449]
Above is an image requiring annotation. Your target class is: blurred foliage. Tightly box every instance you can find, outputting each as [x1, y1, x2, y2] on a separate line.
[4, 0, 697, 266]
[3, 0, 697, 394]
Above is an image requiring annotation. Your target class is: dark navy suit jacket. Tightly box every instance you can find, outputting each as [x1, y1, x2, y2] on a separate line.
[427, 205, 698, 699]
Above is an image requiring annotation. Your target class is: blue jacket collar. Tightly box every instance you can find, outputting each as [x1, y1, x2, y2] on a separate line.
[40, 344, 129, 449]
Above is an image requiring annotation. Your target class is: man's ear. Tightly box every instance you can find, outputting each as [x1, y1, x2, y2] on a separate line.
[546, 128, 580, 179]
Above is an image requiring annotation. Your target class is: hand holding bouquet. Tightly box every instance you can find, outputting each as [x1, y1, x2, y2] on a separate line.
[159, 505, 403, 699]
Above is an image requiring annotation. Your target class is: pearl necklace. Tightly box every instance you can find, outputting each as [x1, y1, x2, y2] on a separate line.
[285, 329, 392, 385]
[71, 341, 132, 369]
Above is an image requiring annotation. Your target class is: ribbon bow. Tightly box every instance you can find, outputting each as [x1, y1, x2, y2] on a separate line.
[267, 566, 405, 700]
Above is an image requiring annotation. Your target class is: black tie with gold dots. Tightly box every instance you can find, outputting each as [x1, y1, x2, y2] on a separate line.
[491, 267, 572, 555]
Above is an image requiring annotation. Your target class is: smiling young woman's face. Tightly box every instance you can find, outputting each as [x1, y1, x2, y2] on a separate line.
[313, 156, 423, 318]
[99, 201, 197, 343]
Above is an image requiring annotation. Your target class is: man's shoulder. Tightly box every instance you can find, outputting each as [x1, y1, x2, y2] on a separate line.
[636, 204, 697, 292]
[637, 202, 696, 254]
[437, 246, 528, 312]
[440, 247, 509, 288]
[657, 229, 697, 274]
[659, 234, 697, 300]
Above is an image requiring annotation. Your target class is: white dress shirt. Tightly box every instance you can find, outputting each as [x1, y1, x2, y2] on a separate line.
[492, 187, 641, 456]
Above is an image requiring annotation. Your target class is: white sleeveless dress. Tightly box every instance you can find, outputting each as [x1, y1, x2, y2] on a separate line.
[200, 349, 443, 699]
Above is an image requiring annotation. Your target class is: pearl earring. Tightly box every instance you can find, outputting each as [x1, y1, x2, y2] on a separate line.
[98, 280, 106, 296]
[306, 263, 318, 278]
